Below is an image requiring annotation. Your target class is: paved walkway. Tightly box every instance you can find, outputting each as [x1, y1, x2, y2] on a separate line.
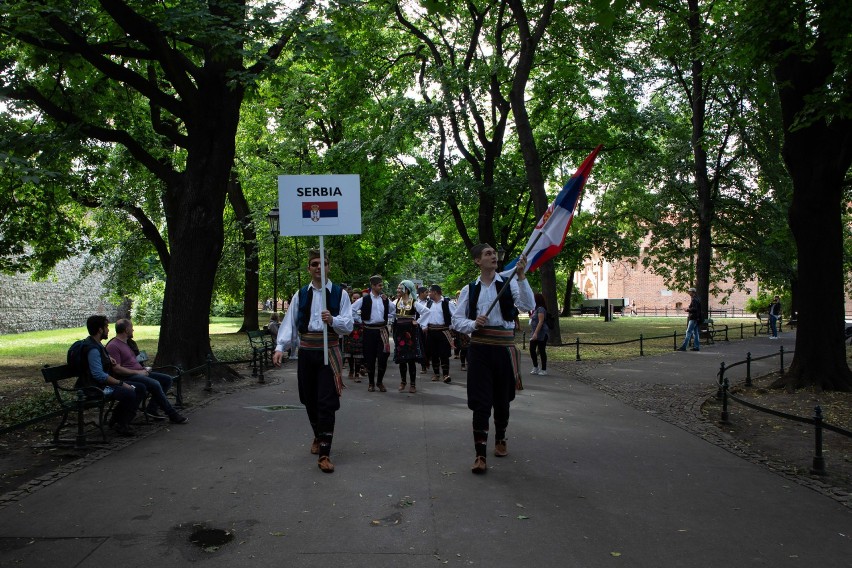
[1, 330, 849, 567]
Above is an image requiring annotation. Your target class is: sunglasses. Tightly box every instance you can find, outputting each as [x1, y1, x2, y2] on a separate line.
[309, 260, 329, 268]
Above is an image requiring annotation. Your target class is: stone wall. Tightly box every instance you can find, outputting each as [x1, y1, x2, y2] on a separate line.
[0, 255, 118, 334]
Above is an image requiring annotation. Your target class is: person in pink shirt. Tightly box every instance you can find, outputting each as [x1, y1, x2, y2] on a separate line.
[106, 319, 188, 424]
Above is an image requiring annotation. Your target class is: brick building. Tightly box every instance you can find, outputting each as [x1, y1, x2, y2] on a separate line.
[574, 249, 758, 317]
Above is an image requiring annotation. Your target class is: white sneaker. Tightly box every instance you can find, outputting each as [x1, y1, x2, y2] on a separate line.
[538, 369, 548, 376]
[530, 367, 539, 375]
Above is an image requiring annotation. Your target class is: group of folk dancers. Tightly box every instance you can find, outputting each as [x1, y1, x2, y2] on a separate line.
[272, 243, 533, 475]
[345, 278, 470, 394]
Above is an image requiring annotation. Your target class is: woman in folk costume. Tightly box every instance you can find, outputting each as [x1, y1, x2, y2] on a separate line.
[393, 280, 427, 393]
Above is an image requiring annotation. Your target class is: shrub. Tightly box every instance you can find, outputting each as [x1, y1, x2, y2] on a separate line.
[133, 279, 165, 325]
[210, 295, 243, 318]
[0, 391, 56, 428]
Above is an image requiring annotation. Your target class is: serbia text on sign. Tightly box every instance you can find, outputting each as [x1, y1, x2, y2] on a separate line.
[296, 187, 343, 196]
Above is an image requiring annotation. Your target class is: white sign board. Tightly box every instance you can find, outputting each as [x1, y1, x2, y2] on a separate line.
[277, 174, 362, 236]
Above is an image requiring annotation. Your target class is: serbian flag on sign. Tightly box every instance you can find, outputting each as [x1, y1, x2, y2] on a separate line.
[302, 201, 339, 226]
[505, 145, 602, 273]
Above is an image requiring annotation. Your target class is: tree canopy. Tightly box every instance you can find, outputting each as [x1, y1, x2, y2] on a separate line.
[1, 0, 849, 388]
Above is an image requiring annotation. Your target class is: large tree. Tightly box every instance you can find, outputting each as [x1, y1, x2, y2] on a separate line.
[1, 0, 315, 368]
[749, 0, 852, 390]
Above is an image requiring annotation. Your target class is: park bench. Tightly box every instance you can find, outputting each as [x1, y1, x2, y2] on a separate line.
[699, 318, 728, 344]
[247, 330, 275, 377]
[41, 364, 110, 447]
[135, 350, 185, 408]
[756, 313, 769, 334]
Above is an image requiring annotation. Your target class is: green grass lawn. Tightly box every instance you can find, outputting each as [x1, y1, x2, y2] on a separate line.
[0, 317, 248, 369]
[517, 315, 762, 361]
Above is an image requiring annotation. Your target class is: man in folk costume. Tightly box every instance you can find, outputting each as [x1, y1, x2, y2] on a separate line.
[452, 244, 533, 474]
[350, 275, 396, 392]
[415, 286, 431, 374]
[422, 284, 455, 383]
[272, 249, 353, 473]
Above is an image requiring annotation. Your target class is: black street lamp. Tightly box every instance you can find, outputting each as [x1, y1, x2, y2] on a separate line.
[267, 207, 280, 313]
[497, 245, 506, 272]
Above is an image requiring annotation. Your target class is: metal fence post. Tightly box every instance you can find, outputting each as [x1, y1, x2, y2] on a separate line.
[811, 406, 827, 476]
[745, 352, 752, 387]
[205, 354, 213, 391]
[719, 377, 730, 424]
[575, 337, 581, 361]
[640, 333, 644, 356]
[673, 331, 677, 351]
[717, 363, 726, 399]
[76, 389, 87, 448]
[779, 345, 785, 374]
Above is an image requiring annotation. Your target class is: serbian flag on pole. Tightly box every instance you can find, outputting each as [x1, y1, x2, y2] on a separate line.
[505, 145, 602, 273]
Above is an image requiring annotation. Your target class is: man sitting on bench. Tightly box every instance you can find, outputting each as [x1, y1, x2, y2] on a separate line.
[107, 319, 188, 425]
[81, 315, 144, 437]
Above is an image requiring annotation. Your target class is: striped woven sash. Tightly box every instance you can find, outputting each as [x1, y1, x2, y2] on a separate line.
[427, 324, 453, 347]
[470, 326, 514, 346]
[298, 332, 344, 395]
[299, 331, 340, 350]
[471, 327, 521, 386]
[364, 324, 390, 353]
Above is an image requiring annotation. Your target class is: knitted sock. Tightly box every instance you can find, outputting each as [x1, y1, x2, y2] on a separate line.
[495, 428, 506, 444]
[473, 428, 488, 458]
[318, 430, 333, 458]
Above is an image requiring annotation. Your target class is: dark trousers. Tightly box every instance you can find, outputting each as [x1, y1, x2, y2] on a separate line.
[467, 343, 516, 454]
[109, 384, 144, 426]
[428, 328, 451, 376]
[125, 371, 176, 417]
[420, 328, 430, 370]
[399, 361, 417, 384]
[529, 340, 547, 370]
[297, 349, 340, 457]
[362, 327, 390, 386]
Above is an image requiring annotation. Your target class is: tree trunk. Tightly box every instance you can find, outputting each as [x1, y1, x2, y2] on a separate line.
[506, 0, 558, 344]
[768, 18, 852, 391]
[562, 269, 576, 318]
[155, 90, 241, 370]
[227, 175, 260, 333]
[688, 0, 713, 322]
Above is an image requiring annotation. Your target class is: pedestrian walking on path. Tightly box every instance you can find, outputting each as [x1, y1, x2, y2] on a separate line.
[452, 244, 533, 474]
[273, 249, 353, 473]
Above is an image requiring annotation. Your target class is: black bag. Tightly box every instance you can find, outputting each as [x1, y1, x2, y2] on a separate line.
[66, 339, 93, 378]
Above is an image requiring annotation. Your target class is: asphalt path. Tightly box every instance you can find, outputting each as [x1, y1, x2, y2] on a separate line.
[1, 330, 849, 567]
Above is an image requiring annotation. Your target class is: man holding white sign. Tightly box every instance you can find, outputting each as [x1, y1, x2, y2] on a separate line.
[273, 249, 353, 473]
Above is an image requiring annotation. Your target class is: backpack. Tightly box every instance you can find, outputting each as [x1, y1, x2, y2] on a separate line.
[67, 339, 93, 379]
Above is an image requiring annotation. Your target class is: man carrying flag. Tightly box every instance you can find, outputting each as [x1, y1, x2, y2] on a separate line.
[452, 245, 533, 474]
[453, 146, 602, 474]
